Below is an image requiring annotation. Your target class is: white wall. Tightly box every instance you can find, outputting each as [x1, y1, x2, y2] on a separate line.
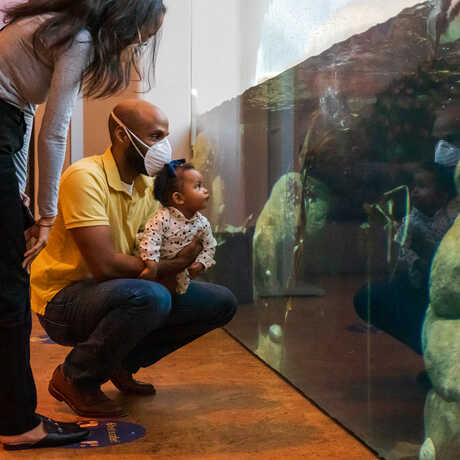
[142, 0, 192, 158]
[83, 0, 192, 159]
[191, 0, 244, 115]
[191, 0, 422, 114]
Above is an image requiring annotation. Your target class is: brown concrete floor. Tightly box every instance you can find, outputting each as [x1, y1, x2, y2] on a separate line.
[0, 317, 376, 459]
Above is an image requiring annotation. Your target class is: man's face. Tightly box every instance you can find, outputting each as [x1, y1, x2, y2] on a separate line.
[124, 114, 170, 175]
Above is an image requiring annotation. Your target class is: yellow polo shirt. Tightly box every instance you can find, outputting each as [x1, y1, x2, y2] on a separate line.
[30, 147, 158, 315]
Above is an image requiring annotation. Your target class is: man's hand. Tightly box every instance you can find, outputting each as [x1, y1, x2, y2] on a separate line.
[176, 237, 202, 266]
[188, 262, 205, 279]
[155, 237, 203, 279]
[139, 260, 177, 294]
[157, 273, 177, 295]
[139, 260, 158, 281]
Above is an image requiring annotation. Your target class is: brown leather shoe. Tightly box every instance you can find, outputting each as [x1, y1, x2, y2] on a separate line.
[48, 365, 127, 418]
[110, 368, 156, 396]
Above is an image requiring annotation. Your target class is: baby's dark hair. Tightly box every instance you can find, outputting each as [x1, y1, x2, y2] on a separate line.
[154, 162, 195, 206]
[418, 161, 457, 200]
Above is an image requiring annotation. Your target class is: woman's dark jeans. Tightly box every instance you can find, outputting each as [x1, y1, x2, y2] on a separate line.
[0, 99, 41, 435]
[39, 279, 237, 387]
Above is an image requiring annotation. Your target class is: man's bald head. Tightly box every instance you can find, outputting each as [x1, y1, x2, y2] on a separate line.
[433, 105, 460, 139]
[109, 99, 169, 144]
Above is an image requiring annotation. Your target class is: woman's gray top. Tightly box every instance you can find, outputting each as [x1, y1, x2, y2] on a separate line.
[0, 14, 92, 217]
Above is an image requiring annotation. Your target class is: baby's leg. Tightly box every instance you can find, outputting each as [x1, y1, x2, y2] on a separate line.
[176, 270, 191, 294]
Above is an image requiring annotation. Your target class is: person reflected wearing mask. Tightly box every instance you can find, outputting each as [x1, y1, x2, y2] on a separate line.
[354, 162, 458, 355]
[30, 99, 237, 418]
[433, 105, 460, 171]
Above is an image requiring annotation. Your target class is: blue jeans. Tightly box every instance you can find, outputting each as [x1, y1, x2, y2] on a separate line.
[38, 279, 237, 386]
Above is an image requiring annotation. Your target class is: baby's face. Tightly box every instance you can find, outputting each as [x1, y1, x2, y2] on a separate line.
[181, 169, 209, 212]
[411, 170, 444, 216]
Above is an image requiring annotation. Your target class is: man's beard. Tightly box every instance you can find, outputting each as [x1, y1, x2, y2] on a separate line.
[127, 143, 148, 175]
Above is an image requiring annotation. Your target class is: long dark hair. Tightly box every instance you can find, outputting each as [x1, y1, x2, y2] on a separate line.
[3, 0, 166, 98]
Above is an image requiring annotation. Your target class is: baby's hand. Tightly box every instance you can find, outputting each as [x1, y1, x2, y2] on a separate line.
[139, 260, 158, 281]
[188, 262, 205, 279]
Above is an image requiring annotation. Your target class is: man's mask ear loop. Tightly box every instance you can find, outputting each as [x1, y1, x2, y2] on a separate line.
[110, 112, 145, 160]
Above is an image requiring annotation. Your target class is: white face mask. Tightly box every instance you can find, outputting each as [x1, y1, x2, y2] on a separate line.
[111, 112, 172, 176]
[435, 139, 460, 168]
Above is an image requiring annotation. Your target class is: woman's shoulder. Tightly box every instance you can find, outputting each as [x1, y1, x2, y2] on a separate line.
[14, 13, 52, 26]
[1, 14, 48, 40]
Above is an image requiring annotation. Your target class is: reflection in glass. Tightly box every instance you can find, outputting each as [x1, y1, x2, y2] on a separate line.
[192, 1, 460, 458]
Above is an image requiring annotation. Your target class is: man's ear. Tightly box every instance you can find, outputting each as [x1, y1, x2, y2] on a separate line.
[115, 126, 130, 145]
[172, 191, 185, 205]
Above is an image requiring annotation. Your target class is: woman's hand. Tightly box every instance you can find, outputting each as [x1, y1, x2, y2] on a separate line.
[20, 191, 30, 208]
[22, 217, 55, 271]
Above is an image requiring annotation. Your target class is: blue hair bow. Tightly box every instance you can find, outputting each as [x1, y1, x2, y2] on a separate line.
[167, 159, 186, 177]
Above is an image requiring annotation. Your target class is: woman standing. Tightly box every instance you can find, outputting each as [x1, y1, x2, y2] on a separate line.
[0, 0, 166, 450]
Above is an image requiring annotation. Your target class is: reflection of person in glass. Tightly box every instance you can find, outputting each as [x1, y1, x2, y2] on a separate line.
[354, 162, 458, 354]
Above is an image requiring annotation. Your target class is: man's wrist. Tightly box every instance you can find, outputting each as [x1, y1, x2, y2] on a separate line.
[157, 257, 187, 277]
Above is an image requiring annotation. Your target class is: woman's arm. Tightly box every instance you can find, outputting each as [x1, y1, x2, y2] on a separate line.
[37, 29, 92, 218]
